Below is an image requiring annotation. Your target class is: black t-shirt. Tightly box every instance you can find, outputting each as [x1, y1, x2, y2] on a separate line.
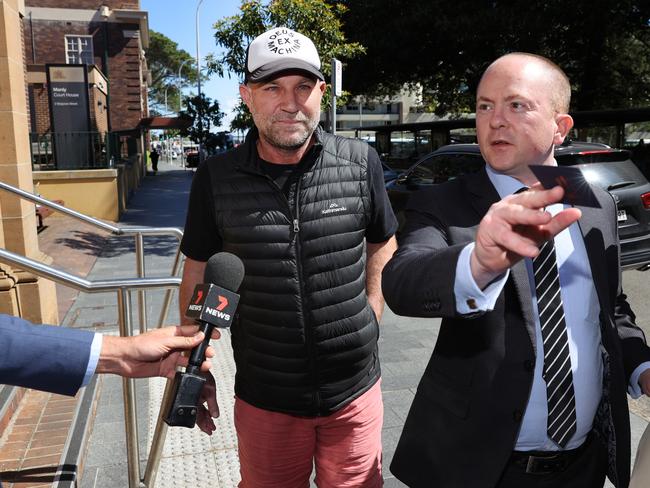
[257, 146, 314, 197]
[180, 143, 397, 261]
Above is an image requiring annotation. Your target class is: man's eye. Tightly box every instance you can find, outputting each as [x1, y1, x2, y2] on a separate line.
[477, 103, 493, 112]
[510, 101, 528, 111]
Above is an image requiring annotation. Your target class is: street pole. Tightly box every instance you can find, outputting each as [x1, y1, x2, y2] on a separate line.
[196, 0, 205, 163]
[177, 58, 191, 112]
[177, 59, 192, 168]
[331, 91, 337, 135]
[331, 58, 342, 134]
[358, 96, 363, 128]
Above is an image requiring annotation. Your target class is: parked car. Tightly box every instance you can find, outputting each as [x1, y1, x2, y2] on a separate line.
[382, 160, 400, 183]
[185, 150, 200, 168]
[386, 141, 650, 270]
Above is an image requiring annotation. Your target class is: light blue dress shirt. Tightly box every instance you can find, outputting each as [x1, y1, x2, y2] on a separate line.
[81, 333, 102, 387]
[454, 163, 649, 451]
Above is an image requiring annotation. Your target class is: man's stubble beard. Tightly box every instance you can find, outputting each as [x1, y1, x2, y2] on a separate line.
[256, 112, 320, 151]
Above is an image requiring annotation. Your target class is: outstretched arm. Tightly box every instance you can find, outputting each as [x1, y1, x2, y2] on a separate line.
[96, 325, 218, 379]
[470, 184, 581, 288]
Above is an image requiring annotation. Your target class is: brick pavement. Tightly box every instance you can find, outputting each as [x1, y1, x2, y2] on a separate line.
[0, 391, 79, 487]
[37, 214, 110, 322]
[0, 204, 111, 486]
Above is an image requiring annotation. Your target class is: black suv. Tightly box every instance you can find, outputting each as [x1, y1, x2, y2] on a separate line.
[386, 142, 650, 270]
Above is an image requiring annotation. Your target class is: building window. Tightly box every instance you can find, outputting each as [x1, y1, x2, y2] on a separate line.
[65, 35, 94, 65]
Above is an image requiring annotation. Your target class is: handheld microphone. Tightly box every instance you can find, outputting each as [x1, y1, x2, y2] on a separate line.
[164, 252, 244, 428]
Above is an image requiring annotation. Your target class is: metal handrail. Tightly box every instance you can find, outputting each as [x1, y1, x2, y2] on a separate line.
[0, 181, 188, 488]
[0, 180, 184, 333]
[0, 180, 183, 238]
[0, 247, 181, 292]
[0, 248, 181, 488]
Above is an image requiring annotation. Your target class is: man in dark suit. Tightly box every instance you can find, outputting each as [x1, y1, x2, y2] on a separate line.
[382, 53, 650, 487]
[0, 314, 217, 396]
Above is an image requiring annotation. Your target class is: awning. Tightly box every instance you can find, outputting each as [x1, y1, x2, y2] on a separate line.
[137, 116, 192, 130]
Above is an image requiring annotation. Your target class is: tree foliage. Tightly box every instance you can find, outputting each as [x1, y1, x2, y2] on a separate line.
[338, 0, 650, 114]
[147, 30, 200, 114]
[207, 0, 365, 130]
[179, 94, 225, 145]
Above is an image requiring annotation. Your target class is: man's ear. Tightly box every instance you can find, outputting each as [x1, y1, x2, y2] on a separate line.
[554, 113, 574, 145]
[239, 84, 252, 108]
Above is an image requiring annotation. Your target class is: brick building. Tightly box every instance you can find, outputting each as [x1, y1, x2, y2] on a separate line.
[17, 0, 151, 221]
[24, 0, 150, 135]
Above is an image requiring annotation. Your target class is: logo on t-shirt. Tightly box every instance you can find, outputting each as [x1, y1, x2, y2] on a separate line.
[321, 202, 348, 215]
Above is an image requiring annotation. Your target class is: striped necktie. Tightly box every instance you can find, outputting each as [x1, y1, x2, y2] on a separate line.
[533, 239, 577, 447]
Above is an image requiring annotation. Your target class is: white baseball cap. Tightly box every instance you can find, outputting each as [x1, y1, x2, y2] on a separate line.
[245, 27, 324, 83]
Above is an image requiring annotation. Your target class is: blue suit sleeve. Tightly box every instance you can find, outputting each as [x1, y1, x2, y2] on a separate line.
[0, 314, 95, 396]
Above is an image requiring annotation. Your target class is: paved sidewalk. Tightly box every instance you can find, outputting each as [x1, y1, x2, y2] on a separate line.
[75, 159, 650, 488]
[2, 155, 649, 487]
[0, 199, 113, 486]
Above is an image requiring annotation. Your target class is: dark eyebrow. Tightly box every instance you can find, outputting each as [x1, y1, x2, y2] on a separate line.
[504, 94, 534, 104]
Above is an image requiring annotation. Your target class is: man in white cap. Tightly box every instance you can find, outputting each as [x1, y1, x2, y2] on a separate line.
[179, 27, 397, 487]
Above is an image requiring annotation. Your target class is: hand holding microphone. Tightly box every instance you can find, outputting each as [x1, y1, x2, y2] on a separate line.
[164, 252, 244, 429]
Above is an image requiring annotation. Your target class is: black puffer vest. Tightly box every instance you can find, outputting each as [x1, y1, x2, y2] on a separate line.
[204, 127, 381, 416]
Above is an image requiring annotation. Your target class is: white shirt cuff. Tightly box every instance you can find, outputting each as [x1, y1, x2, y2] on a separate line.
[454, 243, 509, 315]
[81, 333, 103, 387]
[629, 361, 650, 398]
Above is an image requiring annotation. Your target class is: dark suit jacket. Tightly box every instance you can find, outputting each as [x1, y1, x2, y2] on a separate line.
[0, 314, 95, 396]
[382, 168, 650, 488]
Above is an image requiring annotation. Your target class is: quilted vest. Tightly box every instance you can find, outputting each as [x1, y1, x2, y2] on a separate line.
[204, 127, 381, 416]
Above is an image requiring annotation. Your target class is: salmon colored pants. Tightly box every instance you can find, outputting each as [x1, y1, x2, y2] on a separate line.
[234, 380, 383, 488]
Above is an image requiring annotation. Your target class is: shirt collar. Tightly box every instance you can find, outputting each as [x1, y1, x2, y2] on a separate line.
[484, 164, 527, 199]
[484, 161, 559, 199]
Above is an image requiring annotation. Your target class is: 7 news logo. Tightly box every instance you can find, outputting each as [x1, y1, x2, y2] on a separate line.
[188, 289, 231, 321]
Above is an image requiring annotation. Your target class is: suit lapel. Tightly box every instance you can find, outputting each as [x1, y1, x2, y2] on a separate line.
[576, 190, 612, 314]
[466, 168, 499, 218]
[465, 170, 538, 351]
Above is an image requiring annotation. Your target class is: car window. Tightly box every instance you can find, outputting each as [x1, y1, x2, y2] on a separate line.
[577, 160, 648, 190]
[556, 151, 630, 166]
[410, 153, 484, 184]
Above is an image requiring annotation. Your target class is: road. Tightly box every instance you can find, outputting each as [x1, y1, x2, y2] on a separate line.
[621, 268, 650, 435]
[623, 268, 650, 338]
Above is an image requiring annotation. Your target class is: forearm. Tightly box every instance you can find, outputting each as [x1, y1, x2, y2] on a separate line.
[94, 325, 215, 379]
[383, 241, 465, 318]
[95, 335, 134, 376]
[366, 236, 397, 323]
[0, 315, 94, 396]
[615, 292, 650, 379]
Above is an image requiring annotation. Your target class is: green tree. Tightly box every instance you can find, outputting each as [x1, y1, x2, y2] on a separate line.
[339, 0, 650, 114]
[179, 94, 225, 146]
[207, 0, 365, 130]
[147, 31, 200, 114]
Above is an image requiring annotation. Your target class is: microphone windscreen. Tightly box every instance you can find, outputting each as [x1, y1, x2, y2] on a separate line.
[203, 252, 245, 292]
